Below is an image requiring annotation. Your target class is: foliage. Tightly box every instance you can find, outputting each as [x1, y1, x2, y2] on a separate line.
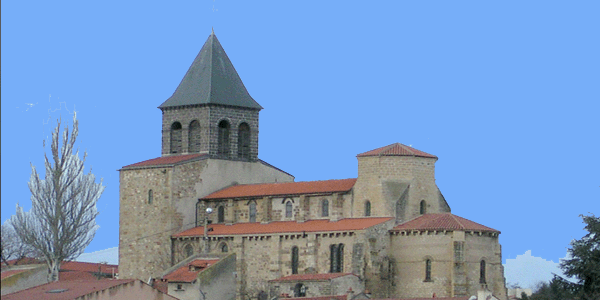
[560, 214, 600, 299]
[530, 214, 600, 300]
[10, 113, 105, 281]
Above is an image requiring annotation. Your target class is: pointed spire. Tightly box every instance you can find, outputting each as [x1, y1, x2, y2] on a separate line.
[159, 31, 262, 110]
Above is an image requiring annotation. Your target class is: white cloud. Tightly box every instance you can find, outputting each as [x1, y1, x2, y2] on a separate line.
[76, 247, 118, 265]
[503, 250, 567, 289]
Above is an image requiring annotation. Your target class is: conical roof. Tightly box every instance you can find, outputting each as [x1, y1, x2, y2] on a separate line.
[159, 31, 262, 110]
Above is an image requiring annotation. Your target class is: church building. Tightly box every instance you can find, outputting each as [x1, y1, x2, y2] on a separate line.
[118, 30, 508, 300]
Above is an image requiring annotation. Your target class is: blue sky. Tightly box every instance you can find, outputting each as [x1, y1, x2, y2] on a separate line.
[2, 1, 599, 287]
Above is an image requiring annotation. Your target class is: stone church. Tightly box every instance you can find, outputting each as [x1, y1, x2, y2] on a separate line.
[119, 31, 507, 300]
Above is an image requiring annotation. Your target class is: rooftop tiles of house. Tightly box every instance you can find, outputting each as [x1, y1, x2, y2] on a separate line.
[392, 213, 499, 233]
[174, 217, 393, 237]
[163, 259, 220, 282]
[270, 273, 355, 282]
[202, 178, 357, 200]
[2, 279, 136, 300]
[356, 143, 437, 159]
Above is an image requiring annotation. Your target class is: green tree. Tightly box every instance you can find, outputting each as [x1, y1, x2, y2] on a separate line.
[560, 214, 600, 299]
[531, 214, 600, 300]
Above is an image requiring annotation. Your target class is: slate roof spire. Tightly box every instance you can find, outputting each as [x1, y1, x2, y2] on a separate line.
[159, 30, 262, 110]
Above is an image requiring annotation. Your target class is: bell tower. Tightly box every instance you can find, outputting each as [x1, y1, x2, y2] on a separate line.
[158, 30, 262, 161]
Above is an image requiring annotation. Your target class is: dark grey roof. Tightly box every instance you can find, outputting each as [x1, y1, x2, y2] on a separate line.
[159, 31, 262, 110]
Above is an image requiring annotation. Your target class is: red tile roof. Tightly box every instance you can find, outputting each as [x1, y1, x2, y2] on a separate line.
[285, 296, 347, 300]
[203, 178, 357, 200]
[121, 153, 207, 169]
[59, 270, 100, 281]
[270, 273, 355, 282]
[392, 213, 499, 233]
[357, 143, 437, 159]
[376, 297, 470, 300]
[175, 217, 393, 237]
[3, 257, 43, 266]
[61, 261, 118, 275]
[163, 259, 220, 282]
[2, 279, 136, 300]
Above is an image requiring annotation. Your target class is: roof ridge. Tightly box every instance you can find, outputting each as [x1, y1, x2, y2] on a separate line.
[449, 214, 466, 230]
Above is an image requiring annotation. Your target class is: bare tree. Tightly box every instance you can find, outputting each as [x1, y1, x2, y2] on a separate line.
[1, 222, 36, 266]
[11, 113, 105, 281]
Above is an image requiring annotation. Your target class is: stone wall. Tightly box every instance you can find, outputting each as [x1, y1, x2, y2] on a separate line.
[171, 223, 392, 300]
[354, 155, 445, 223]
[120, 158, 293, 281]
[388, 230, 507, 300]
[161, 105, 259, 161]
[119, 166, 179, 280]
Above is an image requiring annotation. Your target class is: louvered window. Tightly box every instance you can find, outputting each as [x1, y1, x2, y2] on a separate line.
[420, 200, 427, 215]
[365, 201, 371, 217]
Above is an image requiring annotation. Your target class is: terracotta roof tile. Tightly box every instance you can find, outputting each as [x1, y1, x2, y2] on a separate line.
[357, 143, 437, 159]
[285, 296, 347, 300]
[270, 273, 355, 282]
[59, 270, 100, 281]
[175, 217, 393, 237]
[61, 261, 118, 274]
[162, 259, 220, 282]
[203, 178, 357, 200]
[3, 257, 43, 265]
[2, 279, 136, 300]
[121, 153, 207, 169]
[392, 213, 499, 233]
[376, 297, 470, 300]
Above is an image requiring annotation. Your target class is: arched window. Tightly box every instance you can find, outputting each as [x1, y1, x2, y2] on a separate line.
[480, 260, 486, 284]
[218, 120, 230, 157]
[285, 201, 293, 218]
[188, 120, 201, 153]
[148, 190, 153, 204]
[329, 244, 344, 273]
[237, 123, 251, 159]
[170, 122, 183, 153]
[221, 243, 228, 253]
[322, 199, 329, 217]
[185, 244, 193, 257]
[330, 244, 338, 273]
[365, 201, 371, 217]
[425, 259, 432, 282]
[420, 200, 427, 215]
[291, 246, 299, 274]
[249, 202, 257, 223]
[218, 206, 225, 223]
[294, 283, 306, 298]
